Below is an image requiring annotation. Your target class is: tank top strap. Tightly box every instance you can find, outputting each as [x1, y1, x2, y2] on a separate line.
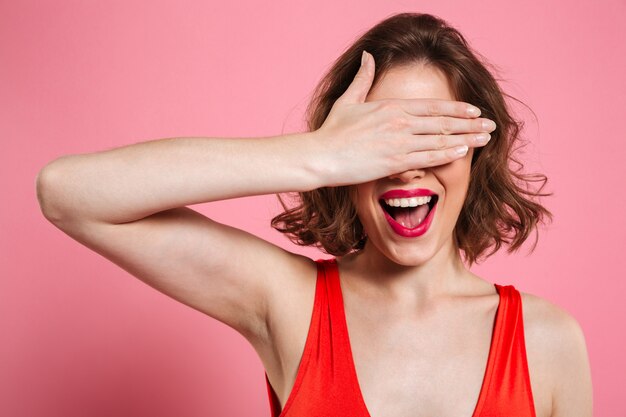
[316, 257, 370, 414]
[318, 257, 362, 374]
[264, 257, 365, 417]
[482, 284, 537, 417]
[264, 257, 328, 416]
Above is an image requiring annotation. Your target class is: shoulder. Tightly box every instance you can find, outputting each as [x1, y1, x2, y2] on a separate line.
[517, 290, 588, 356]
[517, 290, 583, 336]
[518, 290, 593, 417]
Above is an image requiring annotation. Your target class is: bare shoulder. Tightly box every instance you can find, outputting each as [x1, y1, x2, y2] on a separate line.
[519, 291, 593, 417]
[518, 291, 590, 361]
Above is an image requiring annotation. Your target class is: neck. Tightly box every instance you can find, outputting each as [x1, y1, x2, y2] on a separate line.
[337, 234, 473, 306]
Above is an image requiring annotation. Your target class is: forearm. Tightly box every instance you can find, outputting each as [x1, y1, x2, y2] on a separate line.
[36, 132, 323, 224]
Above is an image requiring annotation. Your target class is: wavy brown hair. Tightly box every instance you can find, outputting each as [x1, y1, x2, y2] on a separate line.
[270, 12, 553, 267]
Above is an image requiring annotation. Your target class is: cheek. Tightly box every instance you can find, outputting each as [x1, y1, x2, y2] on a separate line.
[433, 157, 471, 184]
[433, 158, 472, 211]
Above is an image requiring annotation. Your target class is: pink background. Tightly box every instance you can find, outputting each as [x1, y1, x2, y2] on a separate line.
[2, 1, 624, 416]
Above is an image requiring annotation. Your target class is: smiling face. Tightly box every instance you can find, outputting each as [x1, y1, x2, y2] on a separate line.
[351, 62, 474, 267]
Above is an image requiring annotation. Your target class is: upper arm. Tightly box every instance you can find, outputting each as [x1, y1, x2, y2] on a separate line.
[522, 292, 593, 417]
[549, 310, 593, 417]
[42, 203, 310, 347]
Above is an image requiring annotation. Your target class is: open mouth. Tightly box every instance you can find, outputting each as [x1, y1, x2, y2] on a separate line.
[379, 195, 439, 229]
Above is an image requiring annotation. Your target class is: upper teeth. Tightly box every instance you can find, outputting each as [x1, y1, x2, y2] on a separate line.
[384, 196, 432, 207]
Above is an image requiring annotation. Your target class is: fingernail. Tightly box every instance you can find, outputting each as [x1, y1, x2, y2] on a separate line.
[475, 133, 491, 144]
[482, 120, 496, 131]
[361, 50, 367, 66]
[467, 106, 481, 117]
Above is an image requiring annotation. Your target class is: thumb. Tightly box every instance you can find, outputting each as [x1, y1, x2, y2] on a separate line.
[337, 50, 375, 104]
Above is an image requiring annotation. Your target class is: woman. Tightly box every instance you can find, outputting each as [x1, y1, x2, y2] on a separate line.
[36, 12, 592, 417]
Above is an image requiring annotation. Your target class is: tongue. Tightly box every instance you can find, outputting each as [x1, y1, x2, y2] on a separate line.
[393, 204, 430, 229]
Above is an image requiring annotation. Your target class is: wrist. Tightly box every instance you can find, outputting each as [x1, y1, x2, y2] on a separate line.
[297, 129, 332, 191]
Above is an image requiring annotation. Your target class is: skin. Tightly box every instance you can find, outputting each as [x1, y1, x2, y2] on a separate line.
[341, 62, 478, 302]
[333, 63, 513, 416]
[38, 60, 592, 417]
[325, 63, 592, 416]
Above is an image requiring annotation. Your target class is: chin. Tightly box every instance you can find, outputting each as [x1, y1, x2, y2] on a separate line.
[389, 250, 435, 267]
[372, 239, 439, 267]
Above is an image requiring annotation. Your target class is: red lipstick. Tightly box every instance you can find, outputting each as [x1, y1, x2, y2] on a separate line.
[378, 188, 438, 238]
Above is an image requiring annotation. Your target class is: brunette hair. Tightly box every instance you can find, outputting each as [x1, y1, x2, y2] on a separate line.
[270, 12, 553, 267]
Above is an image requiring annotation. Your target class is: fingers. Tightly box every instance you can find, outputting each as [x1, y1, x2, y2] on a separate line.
[403, 132, 491, 153]
[408, 114, 496, 135]
[380, 97, 497, 135]
[403, 144, 475, 170]
[336, 50, 375, 104]
[395, 99, 496, 170]
[400, 98, 482, 119]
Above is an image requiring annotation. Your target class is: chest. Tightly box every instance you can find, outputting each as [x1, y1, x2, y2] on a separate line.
[342, 297, 551, 417]
[264, 283, 551, 417]
[345, 300, 496, 417]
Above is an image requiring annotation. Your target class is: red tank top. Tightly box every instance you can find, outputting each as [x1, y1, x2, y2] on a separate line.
[264, 257, 536, 417]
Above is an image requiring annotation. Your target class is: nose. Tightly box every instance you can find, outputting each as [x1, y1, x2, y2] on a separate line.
[387, 168, 426, 182]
